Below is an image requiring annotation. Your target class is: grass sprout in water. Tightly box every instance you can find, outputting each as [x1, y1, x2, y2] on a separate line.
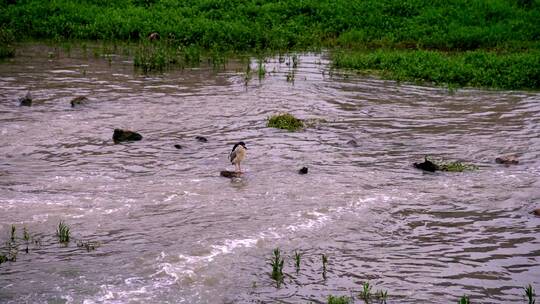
[359, 281, 372, 302]
[525, 284, 536, 304]
[322, 254, 328, 279]
[269, 248, 284, 287]
[56, 221, 70, 244]
[327, 295, 351, 304]
[458, 295, 470, 304]
[10, 225, 15, 242]
[294, 250, 301, 273]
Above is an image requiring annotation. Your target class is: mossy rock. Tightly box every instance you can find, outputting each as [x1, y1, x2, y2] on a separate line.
[267, 113, 304, 131]
[414, 156, 478, 172]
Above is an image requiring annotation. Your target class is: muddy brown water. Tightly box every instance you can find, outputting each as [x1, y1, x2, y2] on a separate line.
[0, 43, 539, 303]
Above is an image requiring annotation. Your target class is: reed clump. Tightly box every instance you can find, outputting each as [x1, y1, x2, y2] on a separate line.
[56, 221, 71, 244]
[267, 113, 304, 132]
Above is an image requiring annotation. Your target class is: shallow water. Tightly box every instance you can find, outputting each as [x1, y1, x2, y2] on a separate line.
[0, 43, 539, 304]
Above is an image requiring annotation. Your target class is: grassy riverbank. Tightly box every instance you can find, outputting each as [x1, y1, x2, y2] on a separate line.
[1, 0, 539, 89]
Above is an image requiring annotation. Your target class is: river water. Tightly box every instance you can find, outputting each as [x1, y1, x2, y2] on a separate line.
[0, 44, 539, 304]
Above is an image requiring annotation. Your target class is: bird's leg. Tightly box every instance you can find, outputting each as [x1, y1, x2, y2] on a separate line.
[238, 163, 242, 174]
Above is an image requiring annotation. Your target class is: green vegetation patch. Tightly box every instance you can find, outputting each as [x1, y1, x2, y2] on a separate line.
[267, 113, 304, 131]
[426, 157, 479, 172]
[0, 27, 15, 59]
[332, 49, 540, 90]
[327, 295, 351, 304]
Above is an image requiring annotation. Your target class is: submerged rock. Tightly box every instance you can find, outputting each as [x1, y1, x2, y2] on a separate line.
[530, 209, 540, 216]
[174, 144, 182, 149]
[346, 139, 358, 147]
[220, 171, 243, 178]
[113, 129, 142, 143]
[70, 96, 89, 107]
[495, 155, 519, 165]
[413, 158, 439, 172]
[298, 167, 308, 174]
[18, 91, 32, 106]
[195, 136, 208, 143]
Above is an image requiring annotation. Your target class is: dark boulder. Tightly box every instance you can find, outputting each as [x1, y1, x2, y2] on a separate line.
[530, 209, 540, 216]
[18, 91, 32, 106]
[70, 96, 89, 107]
[113, 129, 142, 143]
[220, 171, 243, 178]
[495, 155, 519, 165]
[414, 158, 439, 172]
[298, 167, 308, 174]
[346, 139, 358, 147]
[195, 136, 208, 143]
[174, 144, 182, 149]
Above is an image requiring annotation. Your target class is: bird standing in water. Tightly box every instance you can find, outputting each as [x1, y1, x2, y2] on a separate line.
[229, 142, 247, 173]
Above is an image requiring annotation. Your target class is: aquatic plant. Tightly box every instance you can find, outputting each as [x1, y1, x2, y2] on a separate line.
[375, 289, 388, 303]
[294, 250, 301, 273]
[422, 156, 478, 172]
[0, 27, 15, 58]
[322, 254, 328, 279]
[10, 225, 16, 242]
[56, 221, 71, 243]
[23, 227, 30, 242]
[525, 284, 536, 304]
[359, 281, 372, 302]
[327, 295, 351, 304]
[257, 59, 266, 80]
[77, 240, 100, 251]
[458, 295, 470, 304]
[269, 248, 284, 287]
[267, 113, 304, 131]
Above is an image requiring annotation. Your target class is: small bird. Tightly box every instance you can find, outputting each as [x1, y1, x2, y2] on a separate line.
[229, 142, 247, 173]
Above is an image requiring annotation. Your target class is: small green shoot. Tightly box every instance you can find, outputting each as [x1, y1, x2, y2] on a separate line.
[327, 295, 351, 304]
[322, 254, 328, 279]
[525, 284, 536, 304]
[257, 59, 266, 80]
[267, 113, 303, 131]
[57, 221, 70, 243]
[23, 227, 30, 242]
[376, 289, 388, 303]
[10, 225, 15, 242]
[360, 281, 372, 301]
[269, 248, 284, 287]
[458, 295, 470, 304]
[294, 250, 301, 273]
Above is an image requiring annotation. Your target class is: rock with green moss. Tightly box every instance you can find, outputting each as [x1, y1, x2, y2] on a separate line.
[267, 113, 304, 131]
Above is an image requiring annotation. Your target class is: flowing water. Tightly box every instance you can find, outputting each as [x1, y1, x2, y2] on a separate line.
[0, 43, 539, 304]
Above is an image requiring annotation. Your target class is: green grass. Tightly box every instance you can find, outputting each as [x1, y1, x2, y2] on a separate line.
[332, 49, 540, 90]
[525, 284, 536, 304]
[294, 250, 301, 273]
[458, 295, 471, 304]
[424, 156, 479, 172]
[56, 221, 71, 244]
[269, 248, 284, 287]
[327, 295, 351, 304]
[267, 113, 304, 131]
[1, 0, 539, 88]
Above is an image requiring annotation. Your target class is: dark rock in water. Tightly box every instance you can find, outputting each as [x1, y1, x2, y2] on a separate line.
[113, 129, 142, 143]
[195, 136, 208, 143]
[346, 139, 358, 147]
[18, 91, 32, 106]
[298, 167, 308, 174]
[495, 155, 519, 165]
[530, 208, 540, 216]
[220, 171, 242, 178]
[71, 96, 89, 107]
[174, 144, 182, 149]
[413, 158, 439, 172]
